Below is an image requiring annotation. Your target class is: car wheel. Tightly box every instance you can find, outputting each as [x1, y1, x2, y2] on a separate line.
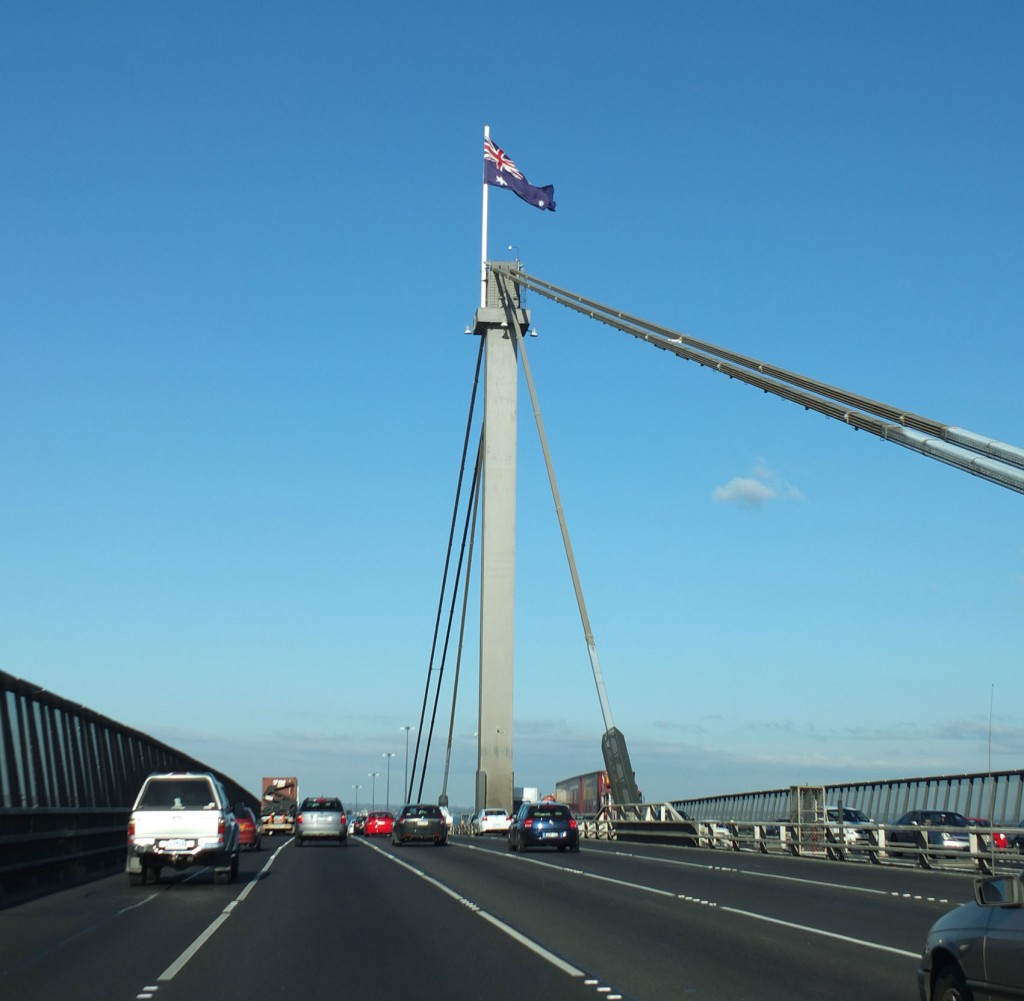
[230, 853, 239, 881]
[296, 837, 303, 848]
[129, 871, 144, 887]
[933, 964, 973, 1001]
[557, 845, 566, 852]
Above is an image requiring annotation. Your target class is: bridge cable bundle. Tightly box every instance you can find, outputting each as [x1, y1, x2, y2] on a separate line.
[491, 263, 1024, 495]
[406, 338, 484, 807]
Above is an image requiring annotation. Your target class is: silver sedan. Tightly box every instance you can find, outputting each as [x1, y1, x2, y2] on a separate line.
[295, 797, 348, 846]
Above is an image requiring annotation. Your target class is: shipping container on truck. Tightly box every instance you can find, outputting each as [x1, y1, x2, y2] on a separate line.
[261, 776, 298, 835]
[513, 786, 540, 812]
[555, 771, 611, 817]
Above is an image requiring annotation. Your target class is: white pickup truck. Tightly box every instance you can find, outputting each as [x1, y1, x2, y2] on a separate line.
[126, 772, 241, 886]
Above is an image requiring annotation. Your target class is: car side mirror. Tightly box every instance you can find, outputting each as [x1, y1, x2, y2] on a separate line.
[975, 876, 1024, 908]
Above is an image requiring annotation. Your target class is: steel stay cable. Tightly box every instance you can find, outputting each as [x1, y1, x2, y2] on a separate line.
[407, 335, 484, 804]
[492, 264, 944, 431]
[439, 436, 483, 807]
[489, 264, 1024, 493]
[416, 433, 483, 803]
[495, 272, 618, 734]
[494, 263, 1024, 477]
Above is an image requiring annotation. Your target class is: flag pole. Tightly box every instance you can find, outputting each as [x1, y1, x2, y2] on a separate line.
[480, 125, 490, 308]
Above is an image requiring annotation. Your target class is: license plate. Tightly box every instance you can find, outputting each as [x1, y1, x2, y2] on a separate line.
[543, 831, 560, 838]
[414, 819, 427, 826]
[161, 839, 193, 850]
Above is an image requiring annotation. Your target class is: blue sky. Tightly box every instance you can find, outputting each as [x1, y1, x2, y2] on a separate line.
[2, 1, 1021, 815]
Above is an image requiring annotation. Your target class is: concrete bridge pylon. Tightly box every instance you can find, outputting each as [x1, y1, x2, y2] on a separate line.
[472, 265, 530, 813]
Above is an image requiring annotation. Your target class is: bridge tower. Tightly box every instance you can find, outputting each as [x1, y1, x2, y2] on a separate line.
[472, 265, 530, 813]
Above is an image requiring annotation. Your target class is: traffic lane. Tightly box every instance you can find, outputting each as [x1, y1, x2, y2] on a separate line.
[375, 839, 920, 1001]
[516, 836, 979, 903]
[460, 835, 969, 953]
[571, 840, 963, 953]
[145, 836, 630, 1001]
[0, 850, 272, 1001]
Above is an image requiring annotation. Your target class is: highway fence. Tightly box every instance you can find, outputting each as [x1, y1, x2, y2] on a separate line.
[0, 670, 254, 908]
[580, 772, 1024, 875]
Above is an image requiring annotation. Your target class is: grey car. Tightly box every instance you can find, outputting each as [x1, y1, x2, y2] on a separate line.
[918, 871, 1024, 1000]
[890, 809, 971, 857]
[392, 804, 448, 846]
[295, 797, 347, 846]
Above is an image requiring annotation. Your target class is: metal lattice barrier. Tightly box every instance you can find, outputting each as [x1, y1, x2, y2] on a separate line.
[0, 671, 256, 906]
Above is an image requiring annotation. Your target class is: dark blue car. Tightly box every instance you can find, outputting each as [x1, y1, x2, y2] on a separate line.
[507, 802, 580, 853]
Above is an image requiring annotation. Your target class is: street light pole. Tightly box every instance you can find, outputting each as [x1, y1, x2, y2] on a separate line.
[368, 772, 379, 811]
[383, 753, 395, 812]
[401, 725, 414, 802]
[351, 784, 361, 813]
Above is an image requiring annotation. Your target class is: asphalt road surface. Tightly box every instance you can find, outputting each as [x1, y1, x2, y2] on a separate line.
[0, 833, 976, 1001]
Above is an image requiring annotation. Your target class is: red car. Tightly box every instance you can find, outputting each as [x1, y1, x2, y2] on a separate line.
[363, 811, 394, 836]
[967, 817, 1008, 850]
[235, 805, 262, 851]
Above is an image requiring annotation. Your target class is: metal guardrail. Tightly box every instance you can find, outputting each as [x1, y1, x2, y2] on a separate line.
[0, 808, 129, 895]
[0, 670, 256, 907]
[580, 802, 1024, 876]
[670, 769, 1024, 830]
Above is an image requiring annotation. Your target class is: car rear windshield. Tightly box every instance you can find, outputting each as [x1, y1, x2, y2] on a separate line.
[531, 806, 571, 819]
[404, 806, 440, 818]
[302, 798, 342, 811]
[137, 779, 217, 810]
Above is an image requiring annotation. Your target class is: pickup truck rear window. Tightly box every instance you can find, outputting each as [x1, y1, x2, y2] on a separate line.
[137, 780, 217, 810]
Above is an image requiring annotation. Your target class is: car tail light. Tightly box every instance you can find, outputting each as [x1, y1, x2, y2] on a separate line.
[218, 816, 226, 837]
[341, 814, 347, 825]
[523, 818, 534, 828]
[568, 819, 578, 830]
[128, 818, 135, 842]
[296, 814, 304, 825]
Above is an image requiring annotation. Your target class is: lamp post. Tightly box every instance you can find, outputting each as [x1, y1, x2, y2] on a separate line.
[368, 772, 380, 811]
[351, 784, 361, 813]
[383, 752, 395, 812]
[401, 725, 415, 802]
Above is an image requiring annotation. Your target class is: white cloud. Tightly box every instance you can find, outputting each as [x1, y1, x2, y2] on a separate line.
[712, 462, 805, 508]
[713, 476, 775, 507]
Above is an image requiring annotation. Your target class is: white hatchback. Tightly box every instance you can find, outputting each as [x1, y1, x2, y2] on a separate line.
[472, 807, 512, 835]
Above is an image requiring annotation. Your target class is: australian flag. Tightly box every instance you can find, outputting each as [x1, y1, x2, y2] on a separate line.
[484, 136, 555, 212]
